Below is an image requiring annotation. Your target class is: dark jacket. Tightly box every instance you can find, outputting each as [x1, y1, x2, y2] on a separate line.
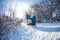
[30, 16, 36, 25]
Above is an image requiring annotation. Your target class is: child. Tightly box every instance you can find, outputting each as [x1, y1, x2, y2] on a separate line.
[26, 13, 32, 25]
[26, 13, 36, 25]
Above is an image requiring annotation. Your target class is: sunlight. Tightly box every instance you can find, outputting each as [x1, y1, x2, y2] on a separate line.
[15, 2, 30, 19]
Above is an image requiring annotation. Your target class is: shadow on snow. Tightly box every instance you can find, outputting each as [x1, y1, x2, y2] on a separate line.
[34, 27, 60, 32]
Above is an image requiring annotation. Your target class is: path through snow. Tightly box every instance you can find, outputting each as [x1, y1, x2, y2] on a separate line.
[1, 23, 60, 40]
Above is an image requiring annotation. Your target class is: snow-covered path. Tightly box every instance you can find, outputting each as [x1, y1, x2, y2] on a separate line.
[1, 23, 60, 40]
[36, 23, 60, 28]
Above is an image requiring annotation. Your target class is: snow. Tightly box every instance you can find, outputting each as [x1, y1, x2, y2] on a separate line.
[36, 23, 60, 28]
[1, 22, 60, 40]
[0, 0, 60, 40]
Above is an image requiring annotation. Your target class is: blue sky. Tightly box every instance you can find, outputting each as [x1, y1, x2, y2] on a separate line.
[0, 0, 56, 6]
[0, 0, 36, 6]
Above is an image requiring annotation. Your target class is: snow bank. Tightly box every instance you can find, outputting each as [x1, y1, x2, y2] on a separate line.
[0, 23, 60, 40]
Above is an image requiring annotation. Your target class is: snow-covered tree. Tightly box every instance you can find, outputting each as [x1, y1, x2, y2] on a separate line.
[31, 0, 60, 22]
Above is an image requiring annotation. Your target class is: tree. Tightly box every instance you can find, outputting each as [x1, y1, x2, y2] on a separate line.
[31, 0, 60, 22]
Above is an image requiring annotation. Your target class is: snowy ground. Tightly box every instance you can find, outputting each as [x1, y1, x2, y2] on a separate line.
[1, 22, 60, 40]
[36, 23, 60, 28]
